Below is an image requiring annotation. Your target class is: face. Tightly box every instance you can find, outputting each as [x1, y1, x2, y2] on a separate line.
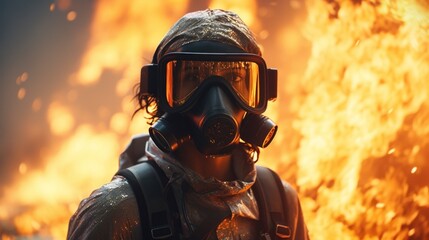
[175, 41, 248, 154]
[175, 41, 250, 116]
[171, 60, 251, 106]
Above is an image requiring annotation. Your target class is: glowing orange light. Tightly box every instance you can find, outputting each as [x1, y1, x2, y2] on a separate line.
[0, 126, 120, 239]
[289, 0, 301, 9]
[57, 0, 71, 10]
[74, 0, 189, 86]
[17, 88, 26, 100]
[47, 102, 75, 136]
[110, 112, 129, 134]
[296, 0, 429, 238]
[0, 2, 190, 238]
[67, 11, 77, 21]
[208, 0, 258, 27]
[32, 98, 42, 112]
[16, 72, 28, 85]
[376, 202, 385, 208]
[259, 29, 269, 40]
[19, 162, 28, 175]
[387, 148, 396, 155]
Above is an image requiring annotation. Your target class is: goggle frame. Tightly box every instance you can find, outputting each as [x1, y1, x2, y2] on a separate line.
[140, 52, 277, 114]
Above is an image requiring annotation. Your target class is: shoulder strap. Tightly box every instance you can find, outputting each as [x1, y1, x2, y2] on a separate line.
[253, 166, 293, 240]
[116, 160, 176, 240]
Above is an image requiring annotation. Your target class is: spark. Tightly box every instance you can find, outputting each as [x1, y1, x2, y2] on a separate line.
[67, 11, 77, 21]
[376, 202, 385, 208]
[32, 98, 42, 112]
[19, 163, 28, 175]
[16, 72, 28, 85]
[387, 148, 396, 155]
[17, 88, 26, 100]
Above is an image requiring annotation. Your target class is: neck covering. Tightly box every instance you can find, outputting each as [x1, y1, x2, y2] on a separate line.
[145, 139, 259, 239]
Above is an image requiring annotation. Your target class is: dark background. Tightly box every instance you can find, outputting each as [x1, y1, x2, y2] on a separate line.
[1, 0, 94, 188]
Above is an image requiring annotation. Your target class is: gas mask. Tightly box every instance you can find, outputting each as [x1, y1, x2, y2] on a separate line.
[140, 52, 278, 154]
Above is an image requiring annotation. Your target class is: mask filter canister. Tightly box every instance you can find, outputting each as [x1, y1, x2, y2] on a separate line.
[149, 113, 191, 153]
[240, 113, 277, 148]
[199, 112, 237, 150]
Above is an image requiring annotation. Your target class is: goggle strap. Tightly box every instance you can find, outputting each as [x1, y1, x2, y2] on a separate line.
[140, 64, 158, 95]
[267, 68, 278, 101]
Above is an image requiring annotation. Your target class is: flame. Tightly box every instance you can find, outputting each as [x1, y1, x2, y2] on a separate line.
[1, 1, 189, 239]
[294, 0, 429, 239]
[47, 102, 75, 136]
[2, 0, 429, 239]
[74, 0, 189, 87]
[0, 126, 119, 238]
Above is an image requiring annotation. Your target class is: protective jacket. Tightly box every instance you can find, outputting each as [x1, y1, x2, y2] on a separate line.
[67, 135, 309, 239]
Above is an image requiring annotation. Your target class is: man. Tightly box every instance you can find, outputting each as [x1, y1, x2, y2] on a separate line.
[67, 9, 309, 240]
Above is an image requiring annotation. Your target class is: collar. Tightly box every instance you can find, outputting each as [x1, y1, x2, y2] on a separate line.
[145, 138, 259, 220]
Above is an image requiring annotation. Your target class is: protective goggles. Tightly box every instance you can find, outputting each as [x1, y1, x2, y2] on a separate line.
[140, 52, 277, 114]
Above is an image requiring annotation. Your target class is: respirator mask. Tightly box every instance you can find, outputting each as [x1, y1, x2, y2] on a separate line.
[140, 52, 278, 154]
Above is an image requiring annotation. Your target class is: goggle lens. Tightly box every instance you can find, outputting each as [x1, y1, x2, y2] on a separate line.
[165, 60, 260, 108]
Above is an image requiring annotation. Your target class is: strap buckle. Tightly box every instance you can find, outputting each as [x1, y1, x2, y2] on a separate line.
[151, 225, 173, 239]
[261, 232, 272, 240]
[276, 224, 291, 239]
